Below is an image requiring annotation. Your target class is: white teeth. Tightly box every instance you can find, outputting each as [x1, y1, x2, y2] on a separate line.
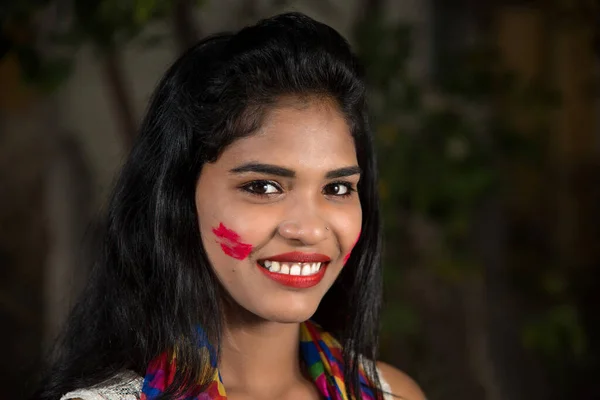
[269, 261, 280, 272]
[290, 264, 301, 276]
[261, 260, 325, 276]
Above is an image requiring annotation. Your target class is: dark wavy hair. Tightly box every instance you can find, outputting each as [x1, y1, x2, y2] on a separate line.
[33, 12, 383, 400]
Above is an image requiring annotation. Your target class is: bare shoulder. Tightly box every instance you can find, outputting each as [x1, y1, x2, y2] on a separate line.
[376, 361, 426, 400]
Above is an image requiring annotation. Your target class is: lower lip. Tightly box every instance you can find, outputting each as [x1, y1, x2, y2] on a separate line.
[257, 263, 328, 288]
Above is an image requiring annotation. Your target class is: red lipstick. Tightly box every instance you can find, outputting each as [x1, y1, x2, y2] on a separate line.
[257, 252, 331, 289]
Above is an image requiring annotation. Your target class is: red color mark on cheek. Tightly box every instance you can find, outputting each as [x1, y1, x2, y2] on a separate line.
[343, 230, 362, 265]
[212, 223, 253, 260]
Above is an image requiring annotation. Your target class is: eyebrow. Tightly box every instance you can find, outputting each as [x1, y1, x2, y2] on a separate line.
[229, 162, 361, 179]
[325, 165, 362, 179]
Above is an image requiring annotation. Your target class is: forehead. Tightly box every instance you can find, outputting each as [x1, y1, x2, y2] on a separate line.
[218, 98, 357, 169]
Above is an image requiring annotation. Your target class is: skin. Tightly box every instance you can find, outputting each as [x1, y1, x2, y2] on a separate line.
[377, 361, 427, 400]
[193, 97, 424, 400]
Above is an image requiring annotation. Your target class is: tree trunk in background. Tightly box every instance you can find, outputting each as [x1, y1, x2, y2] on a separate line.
[549, 4, 597, 272]
[44, 133, 93, 347]
[0, 107, 50, 399]
[488, 5, 565, 399]
[0, 52, 52, 399]
[102, 49, 137, 150]
[550, 5, 600, 398]
[172, 0, 201, 53]
[491, 6, 543, 400]
[473, 197, 548, 400]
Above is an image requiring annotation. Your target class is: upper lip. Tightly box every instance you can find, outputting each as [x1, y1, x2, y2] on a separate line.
[259, 252, 331, 263]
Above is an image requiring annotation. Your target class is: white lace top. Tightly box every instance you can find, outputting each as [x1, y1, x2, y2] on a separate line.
[60, 369, 393, 400]
[60, 371, 143, 400]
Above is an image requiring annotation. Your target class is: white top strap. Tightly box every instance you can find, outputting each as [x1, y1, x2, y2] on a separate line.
[378, 367, 394, 400]
[60, 371, 143, 400]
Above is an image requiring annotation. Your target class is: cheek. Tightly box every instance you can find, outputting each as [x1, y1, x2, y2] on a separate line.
[212, 222, 253, 260]
[343, 230, 361, 265]
[331, 203, 362, 265]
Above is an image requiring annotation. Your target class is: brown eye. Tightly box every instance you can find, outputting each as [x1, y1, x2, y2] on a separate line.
[323, 182, 354, 196]
[242, 180, 281, 195]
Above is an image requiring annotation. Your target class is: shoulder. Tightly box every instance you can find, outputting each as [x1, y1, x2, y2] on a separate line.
[376, 361, 426, 400]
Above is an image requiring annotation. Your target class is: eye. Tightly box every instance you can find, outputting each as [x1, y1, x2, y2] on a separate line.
[241, 180, 282, 196]
[323, 182, 355, 197]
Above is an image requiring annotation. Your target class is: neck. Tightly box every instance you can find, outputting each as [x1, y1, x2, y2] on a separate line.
[219, 307, 306, 394]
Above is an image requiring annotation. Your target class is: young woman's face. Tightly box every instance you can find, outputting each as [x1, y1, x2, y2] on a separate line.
[195, 98, 362, 323]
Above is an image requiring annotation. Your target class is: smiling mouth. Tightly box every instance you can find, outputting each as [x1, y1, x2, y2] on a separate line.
[256, 251, 331, 288]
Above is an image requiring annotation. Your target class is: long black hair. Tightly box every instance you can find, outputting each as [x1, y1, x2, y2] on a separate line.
[33, 12, 383, 400]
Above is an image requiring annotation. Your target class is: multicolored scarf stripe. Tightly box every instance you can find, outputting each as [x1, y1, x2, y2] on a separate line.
[299, 322, 375, 400]
[141, 320, 376, 399]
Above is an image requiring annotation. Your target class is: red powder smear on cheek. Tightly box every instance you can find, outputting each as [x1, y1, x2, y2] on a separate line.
[211, 223, 253, 260]
[343, 230, 362, 265]
[342, 253, 352, 264]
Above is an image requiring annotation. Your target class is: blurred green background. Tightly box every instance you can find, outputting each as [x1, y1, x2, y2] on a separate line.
[1, 1, 599, 399]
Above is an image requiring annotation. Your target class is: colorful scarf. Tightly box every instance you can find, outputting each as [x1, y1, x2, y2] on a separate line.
[141, 320, 376, 399]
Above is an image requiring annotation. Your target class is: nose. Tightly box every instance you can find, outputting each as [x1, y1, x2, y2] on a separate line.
[277, 201, 328, 245]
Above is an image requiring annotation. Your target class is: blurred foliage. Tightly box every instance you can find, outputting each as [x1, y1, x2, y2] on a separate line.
[0, 0, 205, 92]
[353, 11, 588, 369]
[522, 304, 586, 359]
[64, 0, 196, 50]
[1, 1, 68, 92]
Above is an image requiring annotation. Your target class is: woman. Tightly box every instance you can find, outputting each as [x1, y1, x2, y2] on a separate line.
[34, 12, 425, 400]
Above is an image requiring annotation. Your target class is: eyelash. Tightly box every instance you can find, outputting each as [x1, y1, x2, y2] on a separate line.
[323, 181, 357, 197]
[239, 180, 357, 198]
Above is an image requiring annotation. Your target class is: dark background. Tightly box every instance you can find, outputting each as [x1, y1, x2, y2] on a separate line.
[1, 0, 599, 399]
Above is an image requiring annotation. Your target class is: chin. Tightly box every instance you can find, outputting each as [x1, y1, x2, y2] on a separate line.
[257, 301, 320, 324]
